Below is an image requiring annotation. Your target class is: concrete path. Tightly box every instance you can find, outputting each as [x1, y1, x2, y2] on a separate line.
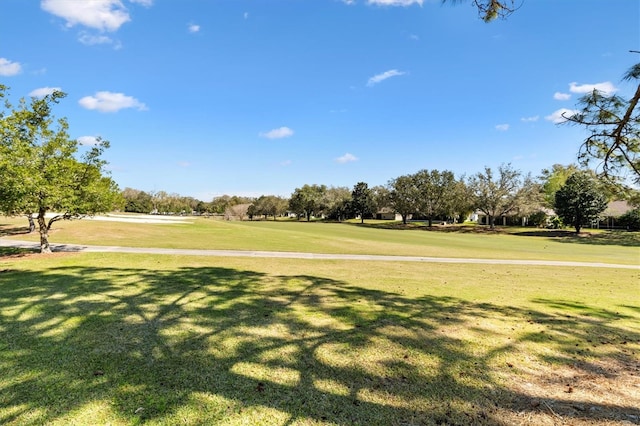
[2, 238, 638, 269]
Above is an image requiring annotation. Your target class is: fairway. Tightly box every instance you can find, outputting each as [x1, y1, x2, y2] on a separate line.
[1, 218, 639, 425]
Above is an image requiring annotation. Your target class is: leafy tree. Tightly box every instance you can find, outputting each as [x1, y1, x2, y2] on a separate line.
[554, 172, 608, 233]
[0, 86, 120, 253]
[351, 182, 375, 224]
[618, 207, 640, 231]
[370, 185, 390, 214]
[449, 178, 474, 223]
[468, 164, 528, 229]
[289, 184, 327, 221]
[122, 187, 154, 213]
[251, 195, 288, 220]
[414, 169, 457, 227]
[564, 63, 640, 184]
[324, 186, 352, 222]
[388, 174, 420, 225]
[539, 164, 581, 208]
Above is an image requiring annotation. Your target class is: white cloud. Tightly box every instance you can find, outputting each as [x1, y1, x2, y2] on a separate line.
[259, 126, 294, 139]
[41, 0, 131, 32]
[367, 0, 423, 6]
[367, 69, 406, 86]
[78, 31, 115, 46]
[77, 136, 100, 146]
[0, 58, 21, 76]
[130, 0, 153, 5]
[569, 81, 617, 96]
[188, 23, 200, 33]
[520, 116, 539, 123]
[29, 87, 62, 98]
[553, 92, 571, 101]
[495, 124, 509, 131]
[336, 153, 358, 164]
[79, 91, 147, 113]
[545, 108, 578, 124]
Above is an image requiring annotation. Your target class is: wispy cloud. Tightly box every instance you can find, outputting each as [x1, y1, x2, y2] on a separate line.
[78, 31, 120, 47]
[259, 126, 294, 139]
[545, 108, 578, 124]
[188, 23, 200, 33]
[79, 91, 147, 113]
[495, 124, 509, 131]
[77, 136, 99, 146]
[0, 58, 21, 76]
[553, 92, 571, 101]
[367, 0, 423, 6]
[569, 81, 617, 96]
[367, 69, 406, 87]
[178, 161, 191, 167]
[280, 160, 292, 166]
[520, 116, 539, 123]
[244, 12, 249, 19]
[29, 87, 62, 98]
[336, 153, 358, 164]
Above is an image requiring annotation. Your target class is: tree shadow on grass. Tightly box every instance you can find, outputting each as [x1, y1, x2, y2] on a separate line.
[0, 264, 638, 425]
[511, 229, 640, 248]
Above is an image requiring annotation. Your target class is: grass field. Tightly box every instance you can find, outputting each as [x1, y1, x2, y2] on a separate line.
[0, 217, 639, 425]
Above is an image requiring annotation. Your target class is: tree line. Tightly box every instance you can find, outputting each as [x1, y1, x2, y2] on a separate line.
[1, 59, 638, 252]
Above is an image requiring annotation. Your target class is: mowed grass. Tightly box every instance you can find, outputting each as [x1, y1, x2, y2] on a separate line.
[2, 215, 639, 265]
[1, 217, 639, 424]
[1, 250, 639, 425]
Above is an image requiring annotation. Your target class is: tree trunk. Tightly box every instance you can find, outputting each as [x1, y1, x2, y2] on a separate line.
[27, 215, 35, 233]
[489, 215, 495, 229]
[37, 211, 51, 253]
[361, 215, 364, 224]
[402, 214, 407, 224]
[428, 216, 433, 227]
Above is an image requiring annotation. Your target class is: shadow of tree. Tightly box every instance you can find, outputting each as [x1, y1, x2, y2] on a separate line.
[512, 230, 640, 248]
[0, 265, 638, 425]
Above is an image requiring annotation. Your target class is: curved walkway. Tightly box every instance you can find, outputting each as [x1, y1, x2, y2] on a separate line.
[2, 239, 638, 269]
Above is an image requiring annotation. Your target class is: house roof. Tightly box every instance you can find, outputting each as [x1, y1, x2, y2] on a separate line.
[604, 200, 633, 217]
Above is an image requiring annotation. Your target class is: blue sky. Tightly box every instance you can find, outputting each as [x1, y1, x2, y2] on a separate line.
[1, 0, 639, 200]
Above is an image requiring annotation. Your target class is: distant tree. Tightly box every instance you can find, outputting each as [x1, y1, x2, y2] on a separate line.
[324, 186, 352, 222]
[370, 185, 390, 214]
[468, 164, 528, 229]
[289, 184, 327, 221]
[449, 178, 474, 223]
[413, 169, 457, 227]
[0, 86, 120, 253]
[252, 195, 287, 220]
[564, 63, 640, 184]
[122, 188, 154, 213]
[554, 171, 608, 233]
[539, 164, 581, 209]
[618, 207, 640, 231]
[351, 182, 375, 224]
[388, 174, 420, 224]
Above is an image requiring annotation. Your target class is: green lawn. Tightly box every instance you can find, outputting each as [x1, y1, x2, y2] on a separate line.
[0, 217, 639, 424]
[2, 216, 639, 265]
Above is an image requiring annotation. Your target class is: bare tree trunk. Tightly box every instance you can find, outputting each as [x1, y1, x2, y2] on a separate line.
[37, 210, 51, 253]
[27, 215, 35, 233]
[489, 215, 495, 229]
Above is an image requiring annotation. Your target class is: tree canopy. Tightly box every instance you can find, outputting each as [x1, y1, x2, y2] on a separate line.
[554, 171, 608, 233]
[565, 63, 640, 185]
[0, 86, 120, 253]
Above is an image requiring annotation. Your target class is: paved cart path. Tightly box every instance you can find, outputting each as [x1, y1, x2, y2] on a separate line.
[2, 239, 638, 269]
